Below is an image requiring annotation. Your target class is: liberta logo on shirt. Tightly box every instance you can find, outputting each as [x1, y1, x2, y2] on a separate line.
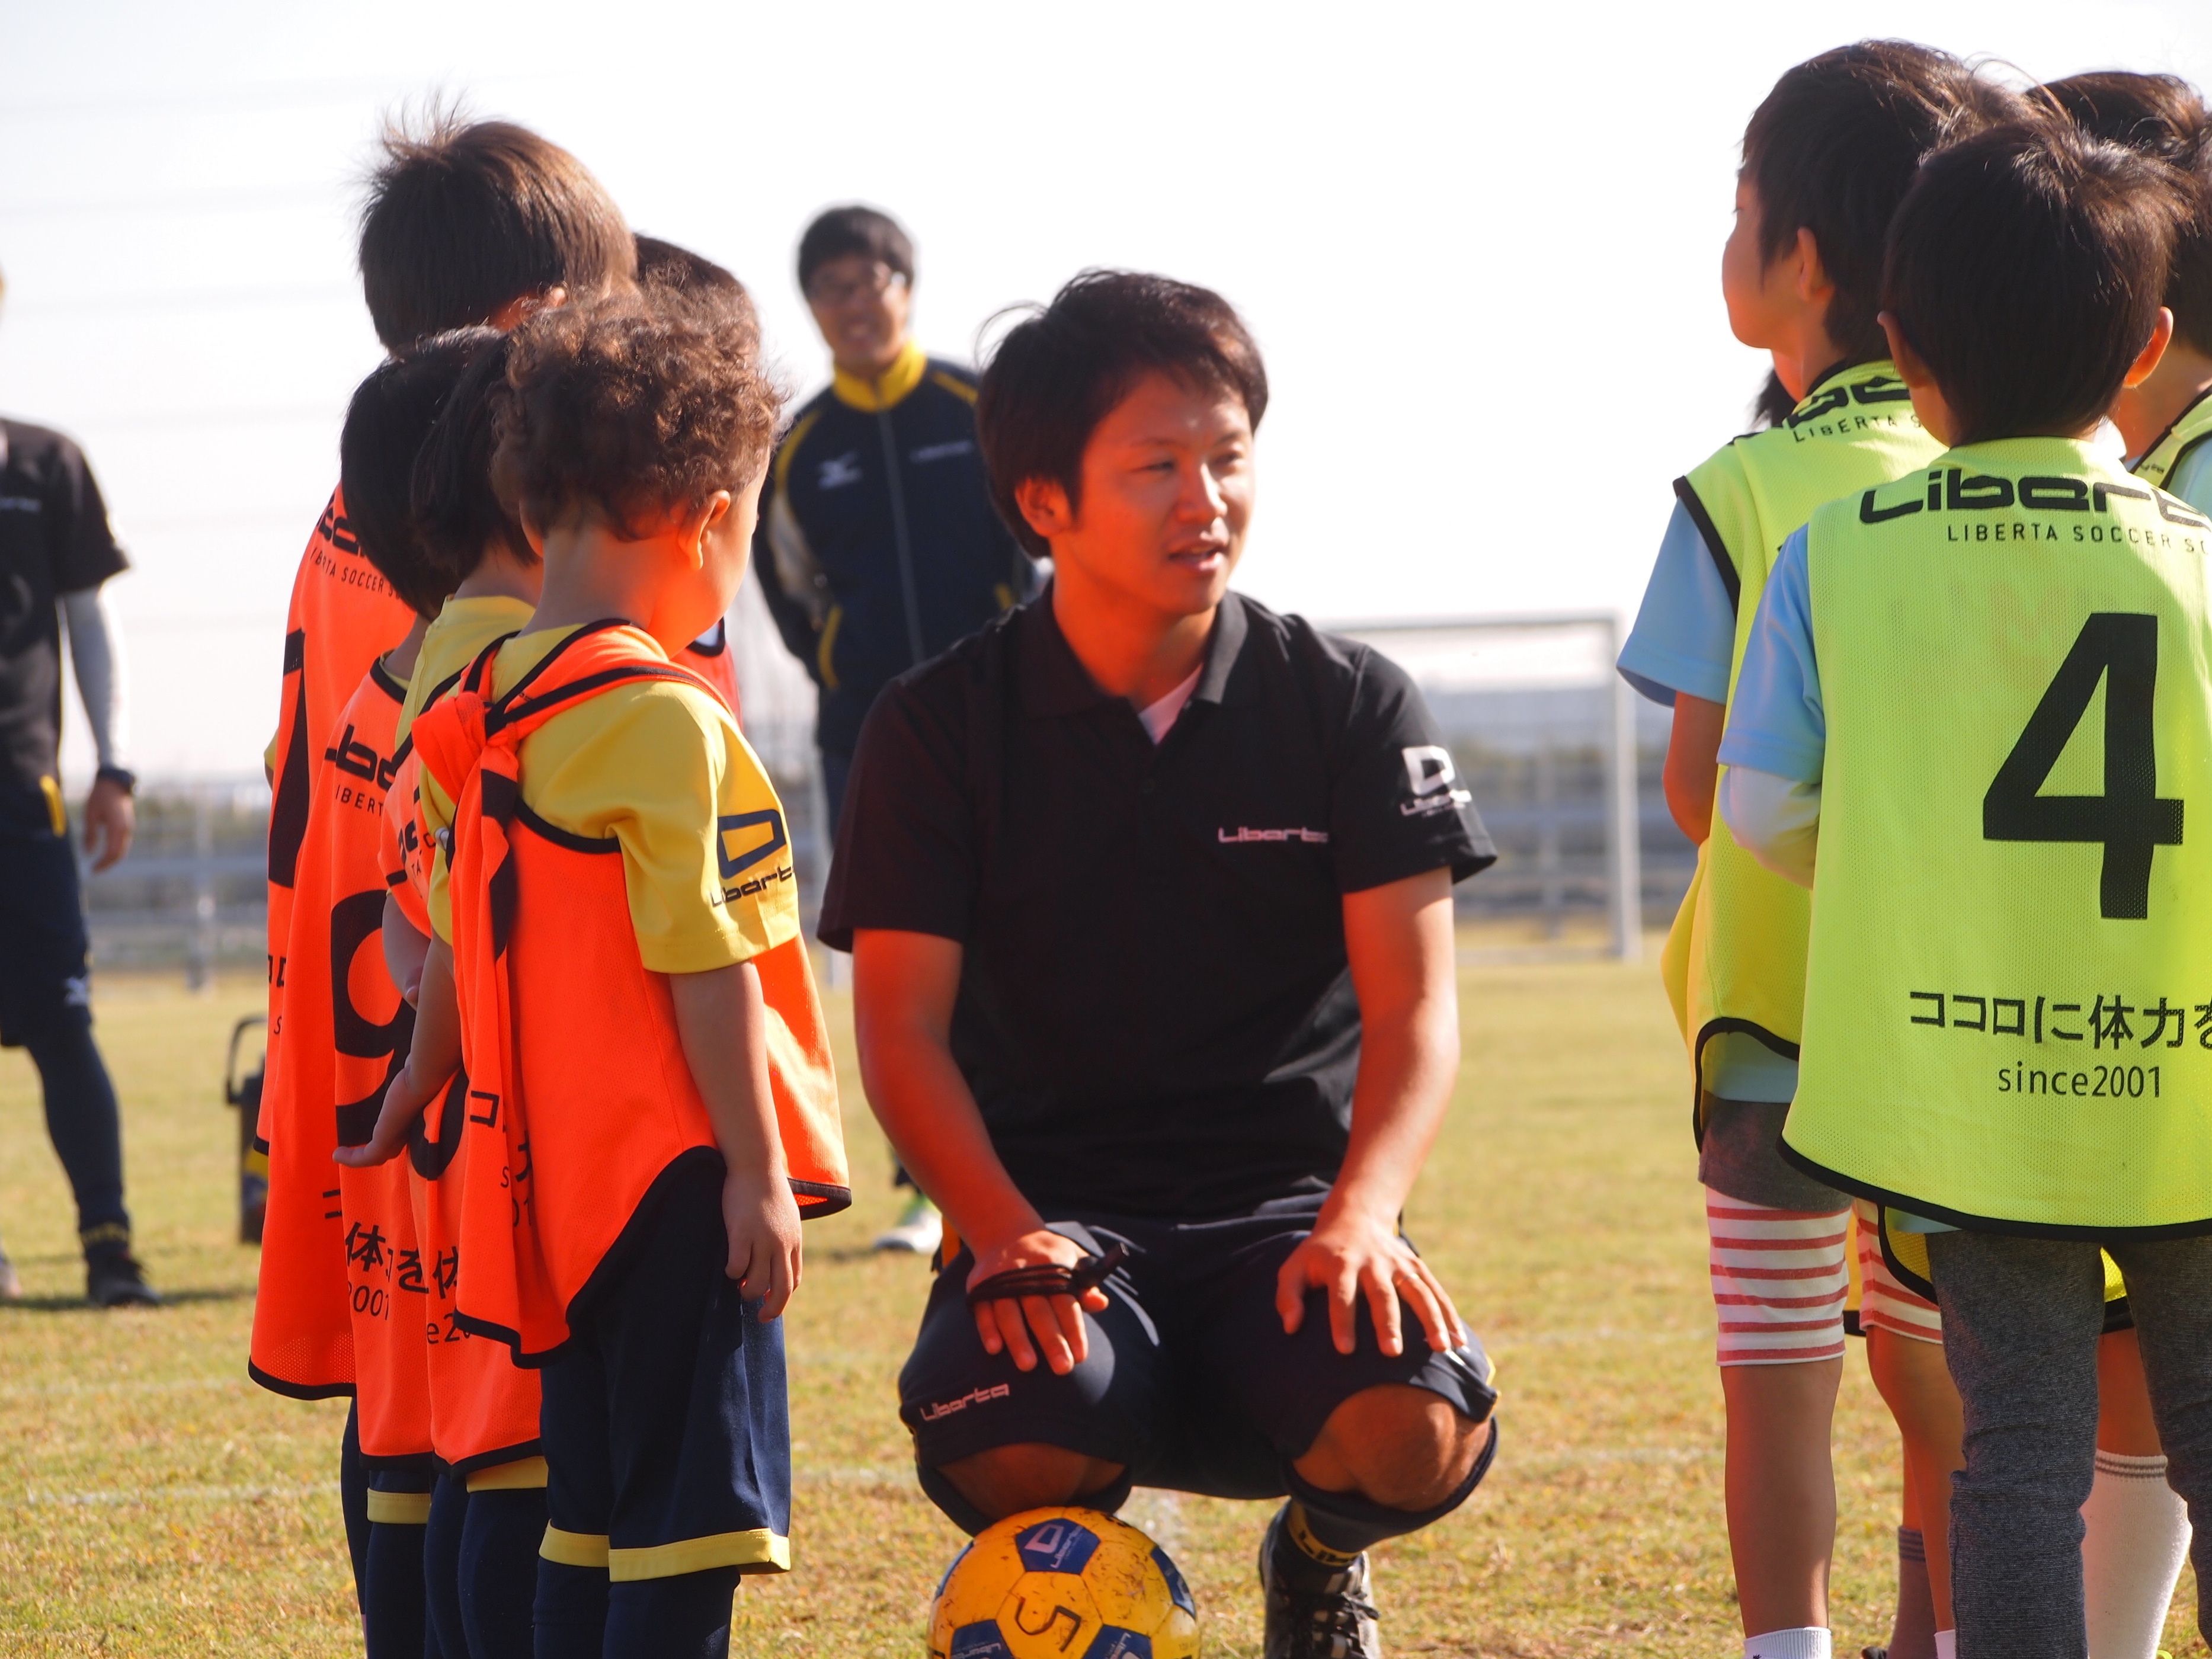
[1400, 745, 1472, 816]
[1217, 826, 1329, 844]
[917, 1382, 1010, 1422]
[910, 440, 974, 465]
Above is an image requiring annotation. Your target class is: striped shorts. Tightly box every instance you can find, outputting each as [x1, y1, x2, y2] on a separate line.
[1852, 1198, 1944, 1344]
[1707, 1190, 1849, 1366]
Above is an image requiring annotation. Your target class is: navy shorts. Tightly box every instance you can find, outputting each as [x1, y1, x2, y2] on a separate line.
[899, 1193, 1497, 1532]
[0, 789, 91, 1049]
[537, 1155, 792, 1582]
[364, 1457, 437, 1526]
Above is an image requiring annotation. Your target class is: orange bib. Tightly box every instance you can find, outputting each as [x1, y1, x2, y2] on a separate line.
[412, 622, 847, 1363]
[264, 485, 415, 1138]
[385, 684, 543, 1472]
[251, 661, 433, 1464]
[681, 619, 744, 725]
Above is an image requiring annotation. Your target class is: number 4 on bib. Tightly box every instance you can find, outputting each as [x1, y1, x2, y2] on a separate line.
[1983, 612, 2184, 920]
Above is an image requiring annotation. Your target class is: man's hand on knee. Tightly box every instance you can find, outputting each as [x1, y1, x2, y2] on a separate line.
[967, 1229, 1110, 1376]
[1275, 1207, 1464, 1359]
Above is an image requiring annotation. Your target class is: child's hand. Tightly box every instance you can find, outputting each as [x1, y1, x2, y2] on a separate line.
[723, 1167, 802, 1319]
[333, 1062, 443, 1168]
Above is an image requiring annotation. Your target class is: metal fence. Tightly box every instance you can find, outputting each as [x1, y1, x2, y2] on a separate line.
[1333, 616, 1695, 958]
[82, 780, 270, 984]
[85, 604, 1698, 979]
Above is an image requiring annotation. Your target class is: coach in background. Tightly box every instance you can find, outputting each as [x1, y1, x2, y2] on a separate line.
[754, 206, 1034, 831]
[0, 266, 157, 1307]
[825, 271, 1497, 1659]
[756, 204, 1033, 1256]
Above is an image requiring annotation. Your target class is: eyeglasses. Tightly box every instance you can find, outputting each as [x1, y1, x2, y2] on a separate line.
[807, 262, 907, 308]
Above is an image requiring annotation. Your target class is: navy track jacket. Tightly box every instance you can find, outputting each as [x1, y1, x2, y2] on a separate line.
[752, 342, 1035, 756]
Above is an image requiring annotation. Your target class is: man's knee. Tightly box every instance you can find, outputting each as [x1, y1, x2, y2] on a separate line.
[934, 1443, 1128, 1524]
[1294, 1383, 1490, 1511]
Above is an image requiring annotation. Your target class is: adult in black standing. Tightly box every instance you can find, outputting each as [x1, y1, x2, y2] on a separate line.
[0, 268, 158, 1306]
[754, 206, 1035, 1254]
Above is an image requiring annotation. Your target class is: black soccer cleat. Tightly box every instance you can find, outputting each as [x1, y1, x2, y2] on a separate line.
[1260, 1503, 1382, 1658]
[87, 1251, 162, 1308]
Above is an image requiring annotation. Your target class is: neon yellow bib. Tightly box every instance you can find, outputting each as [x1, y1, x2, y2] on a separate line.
[2133, 386, 2212, 495]
[1787, 437, 2212, 1233]
[1666, 361, 1938, 1115]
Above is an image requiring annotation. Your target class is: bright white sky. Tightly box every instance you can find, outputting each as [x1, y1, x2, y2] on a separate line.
[4, 0, 2210, 777]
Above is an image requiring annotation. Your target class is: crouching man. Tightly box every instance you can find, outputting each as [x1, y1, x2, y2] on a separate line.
[820, 270, 1499, 1658]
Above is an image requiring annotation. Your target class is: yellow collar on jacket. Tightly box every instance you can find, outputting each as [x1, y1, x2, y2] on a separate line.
[831, 339, 927, 412]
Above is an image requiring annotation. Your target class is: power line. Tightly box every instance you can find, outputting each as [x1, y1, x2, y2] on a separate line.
[0, 74, 546, 123]
[4, 284, 355, 317]
[69, 406, 343, 434]
[125, 513, 321, 537]
[0, 185, 340, 222]
[114, 613, 286, 633]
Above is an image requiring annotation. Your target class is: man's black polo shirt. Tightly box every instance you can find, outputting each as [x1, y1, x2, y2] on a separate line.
[0, 419, 126, 805]
[820, 590, 1494, 1219]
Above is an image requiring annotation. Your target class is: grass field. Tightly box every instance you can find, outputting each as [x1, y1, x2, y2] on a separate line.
[1, 959, 2203, 1657]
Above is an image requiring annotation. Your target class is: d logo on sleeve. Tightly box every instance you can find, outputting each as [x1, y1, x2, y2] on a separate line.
[1401, 745, 1472, 817]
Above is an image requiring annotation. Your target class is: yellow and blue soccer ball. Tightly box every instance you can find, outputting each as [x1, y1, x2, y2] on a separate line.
[927, 1507, 1200, 1657]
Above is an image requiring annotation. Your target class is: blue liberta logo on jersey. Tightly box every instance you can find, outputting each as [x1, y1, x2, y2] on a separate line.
[948, 1623, 1015, 1658]
[1014, 1517, 1100, 1574]
[1079, 1628, 1152, 1659]
[716, 809, 788, 880]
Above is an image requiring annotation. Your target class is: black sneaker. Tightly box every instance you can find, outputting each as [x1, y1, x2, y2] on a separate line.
[87, 1252, 162, 1308]
[1259, 1504, 1382, 1658]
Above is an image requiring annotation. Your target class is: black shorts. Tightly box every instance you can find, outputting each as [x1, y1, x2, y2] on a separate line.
[537, 1157, 792, 1582]
[899, 1193, 1497, 1533]
[0, 790, 91, 1049]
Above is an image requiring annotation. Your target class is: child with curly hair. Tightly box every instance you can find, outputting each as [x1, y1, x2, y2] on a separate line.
[344, 287, 849, 1656]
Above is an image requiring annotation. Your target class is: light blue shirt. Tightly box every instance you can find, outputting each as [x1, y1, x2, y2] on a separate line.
[1717, 526, 1824, 783]
[1618, 500, 1737, 707]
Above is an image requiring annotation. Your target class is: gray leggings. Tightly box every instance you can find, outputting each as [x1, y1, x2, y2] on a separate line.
[1927, 1229, 2212, 1659]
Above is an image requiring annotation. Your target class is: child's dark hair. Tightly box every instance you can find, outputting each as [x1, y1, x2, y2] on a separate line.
[1752, 372, 1798, 429]
[358, 110, 636, 351]
[1883, 120, 2187, 443]
[411, 329, 535, 587]
[975, 270, 1267, 559]
[492, 291, 782, 539]
[2047, 72, 2212, 358]
[796, 205, 913, 296]
[636, 235, 744, 300]
[340, 335, 492, 616]
[1743, 41, 2024, 363]
[635, 235, 760, 351]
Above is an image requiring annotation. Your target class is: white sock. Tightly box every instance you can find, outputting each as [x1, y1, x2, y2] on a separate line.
[2083, 1449, 2189, 1659]
[1744, 1631, 1830, 1659]
[1934, 1632, 1955, 1659]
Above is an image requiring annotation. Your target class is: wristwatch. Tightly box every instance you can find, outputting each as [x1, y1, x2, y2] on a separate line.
[95, 766, 137, 797]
